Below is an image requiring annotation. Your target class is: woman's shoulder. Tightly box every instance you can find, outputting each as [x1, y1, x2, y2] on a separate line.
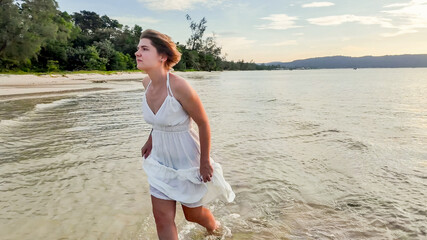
[169, 73, 197, 99]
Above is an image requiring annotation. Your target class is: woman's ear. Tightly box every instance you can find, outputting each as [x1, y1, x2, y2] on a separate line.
[160, 54, 167, 62]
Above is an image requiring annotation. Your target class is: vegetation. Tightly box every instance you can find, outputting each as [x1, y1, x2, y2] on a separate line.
[0, 0, 280, 73]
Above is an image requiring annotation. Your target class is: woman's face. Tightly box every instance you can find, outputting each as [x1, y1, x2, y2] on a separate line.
[135, 38, 165, 71]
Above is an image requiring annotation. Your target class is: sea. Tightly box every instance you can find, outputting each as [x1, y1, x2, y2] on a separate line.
[0, 68, 426, 239]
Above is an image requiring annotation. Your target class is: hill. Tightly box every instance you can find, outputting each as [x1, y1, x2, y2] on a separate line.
[263, 54, 427, 69]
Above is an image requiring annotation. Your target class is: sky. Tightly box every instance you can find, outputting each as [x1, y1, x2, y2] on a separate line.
[56, 0, 427, 63]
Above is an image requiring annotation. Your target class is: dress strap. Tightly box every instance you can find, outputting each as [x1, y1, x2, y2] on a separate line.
[146, 80, 152, 92]
[166, 71, 175, 98]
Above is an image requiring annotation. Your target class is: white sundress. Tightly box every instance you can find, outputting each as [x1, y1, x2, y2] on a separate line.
[141, 71, 235, 208]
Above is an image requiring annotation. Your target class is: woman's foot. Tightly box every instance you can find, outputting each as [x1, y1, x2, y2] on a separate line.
[207, 220, 221, 235]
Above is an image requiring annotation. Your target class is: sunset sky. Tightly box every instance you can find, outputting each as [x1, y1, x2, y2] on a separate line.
[56, 0, 427, 63]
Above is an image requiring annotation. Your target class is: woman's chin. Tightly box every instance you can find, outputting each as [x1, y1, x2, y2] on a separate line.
[137, 63, 147, 71]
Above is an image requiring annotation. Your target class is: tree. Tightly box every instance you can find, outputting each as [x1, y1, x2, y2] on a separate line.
[201, 32, 221, 57]
[66, 46, 107, 70]
[112, 24, 143, 57]
[185, 14, 207, 51]
[93, 39, 133, 70]
[71, 11, 124, 48]
[0, 0, 59, 69]
[31, 11, 78, 71]
[72, 10, 104, 34]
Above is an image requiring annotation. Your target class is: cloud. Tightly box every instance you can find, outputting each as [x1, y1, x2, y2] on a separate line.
[262, 40, 298, 46]
[137, 0, 225, 11]
[380, 29, 418, 37]
[307, 14, 394, 28]
[111, 16, 160, 27]
[381, 0, 427, 37]
[216, 36, 256, 50]
[383, 3, 409, 8]
[216, 31, 239, 36]
[302, 2, 335, 8]
[256, 14, 302, 30]
[305, 1, 427, 37]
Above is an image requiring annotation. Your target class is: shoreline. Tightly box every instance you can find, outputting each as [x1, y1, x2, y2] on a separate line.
[0, 71, 218, 101]
[0, 72, 146, 101]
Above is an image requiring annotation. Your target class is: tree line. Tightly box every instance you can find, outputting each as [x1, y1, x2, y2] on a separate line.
[0, 0, 280, 72]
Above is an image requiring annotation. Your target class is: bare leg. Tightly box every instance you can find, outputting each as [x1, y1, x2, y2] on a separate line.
[181, 204, 218, 233]
[151, 195, 178, 240]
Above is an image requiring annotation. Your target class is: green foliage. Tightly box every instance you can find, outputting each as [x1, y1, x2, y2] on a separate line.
[0, 0, 59, 69]
[185, 14, 207, 51]
[65, 46, 106, 71]
[0, 3, 276, 72]
[47, 60, 59, 72]
[84, 46, 107, 70]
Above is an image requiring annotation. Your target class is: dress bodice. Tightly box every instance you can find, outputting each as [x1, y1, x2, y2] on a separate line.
[142, 71, 192, 132]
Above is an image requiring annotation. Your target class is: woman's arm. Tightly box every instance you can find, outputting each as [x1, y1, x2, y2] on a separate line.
[173, 77, 213, 182]
[141, 77, 153, 159]
[141, 128, 153, 158]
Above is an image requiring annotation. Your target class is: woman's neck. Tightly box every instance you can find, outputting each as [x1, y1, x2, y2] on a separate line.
[146, 68, 168, 88]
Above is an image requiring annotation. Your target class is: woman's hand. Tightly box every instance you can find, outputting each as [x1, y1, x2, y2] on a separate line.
[200, 160, 213, 182]
[141, 134, 152, 158]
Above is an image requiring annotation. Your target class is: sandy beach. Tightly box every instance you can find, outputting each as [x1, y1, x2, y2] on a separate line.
[0, 72, 149, 101]
[0, 71, 218, 101]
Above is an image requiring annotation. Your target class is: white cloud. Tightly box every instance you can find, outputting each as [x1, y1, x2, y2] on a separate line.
[381, 0, 427, 37]
[256, 14, 302, 30]
[305, 0, 427, 37]
[302, 2, 335, 8]
[262, 40, 298, 46]
[307, 14, 394, 28]
[137, 0, 225, 11]
[383, 3, 409, 8]
[292, 32, 304, 36]
[216, 36, 256, 50]
[111, 16, 160, 27]
[216, 31, 238, 36]
[380, 29, 419, 37]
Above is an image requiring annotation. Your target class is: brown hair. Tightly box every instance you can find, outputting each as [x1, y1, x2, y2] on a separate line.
[140, 29, 181, 70]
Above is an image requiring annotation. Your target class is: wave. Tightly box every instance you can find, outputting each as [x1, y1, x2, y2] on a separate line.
[0, 97, 77, 129]
[34, 98, 78, 110]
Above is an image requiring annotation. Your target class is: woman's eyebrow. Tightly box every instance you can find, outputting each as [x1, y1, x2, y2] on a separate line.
[138, 45, 149, 48]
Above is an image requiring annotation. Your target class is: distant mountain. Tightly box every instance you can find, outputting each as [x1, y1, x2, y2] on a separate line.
[262, 54, 427, 69]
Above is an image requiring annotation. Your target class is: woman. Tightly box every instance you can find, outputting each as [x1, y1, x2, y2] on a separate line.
[136, 29, 235, 239]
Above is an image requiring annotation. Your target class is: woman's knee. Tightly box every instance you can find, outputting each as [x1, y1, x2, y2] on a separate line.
[153, 211, 175, 228]
[151, 196, 176, 227]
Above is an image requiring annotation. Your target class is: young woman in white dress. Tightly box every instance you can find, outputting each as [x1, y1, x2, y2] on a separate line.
[136, 29, 234, 239]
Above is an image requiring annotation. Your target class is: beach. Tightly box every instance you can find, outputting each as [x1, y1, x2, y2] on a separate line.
[0, 72, 144, 101]
[0, 71, 216, 101]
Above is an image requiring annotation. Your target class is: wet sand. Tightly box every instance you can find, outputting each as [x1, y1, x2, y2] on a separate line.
[0, 72, 147, 101]
[0, 71, 219, 101]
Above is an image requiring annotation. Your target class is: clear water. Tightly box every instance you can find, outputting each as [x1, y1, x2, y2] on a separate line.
[0, 69, 426, 239]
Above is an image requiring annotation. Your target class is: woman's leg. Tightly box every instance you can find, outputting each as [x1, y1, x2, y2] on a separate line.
[181, 204, 218, 233]
[151, 195, 178, 240]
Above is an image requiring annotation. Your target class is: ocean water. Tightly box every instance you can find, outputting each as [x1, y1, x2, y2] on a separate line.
[0, 69, 426, 239]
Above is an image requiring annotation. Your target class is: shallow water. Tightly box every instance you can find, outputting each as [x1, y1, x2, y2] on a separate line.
[0, 69, 426, 239]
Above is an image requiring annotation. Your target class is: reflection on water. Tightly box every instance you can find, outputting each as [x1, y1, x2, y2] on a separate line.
[0, 69, 426, 239]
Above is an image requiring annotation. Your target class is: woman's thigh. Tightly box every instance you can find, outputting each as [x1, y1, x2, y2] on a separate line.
[151, 195, 177, 222]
